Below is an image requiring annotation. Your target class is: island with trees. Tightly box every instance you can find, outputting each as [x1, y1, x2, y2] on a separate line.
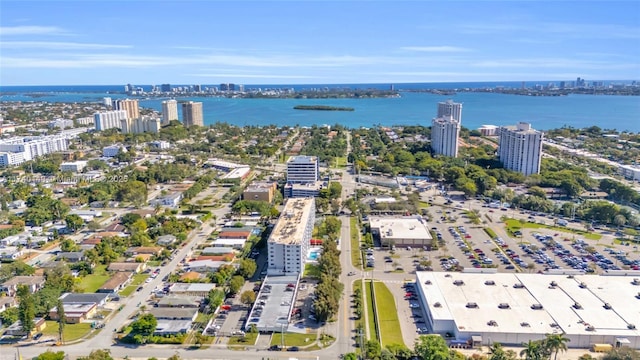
[293, 105, 355, 111]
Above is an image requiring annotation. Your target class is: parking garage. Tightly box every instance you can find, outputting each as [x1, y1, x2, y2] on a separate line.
[246, 274, 299, 332]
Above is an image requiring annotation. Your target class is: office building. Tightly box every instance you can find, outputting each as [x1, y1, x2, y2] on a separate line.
[369, 216, 433, 248]
[619, 165, 640, 182]
[498, 122, 543, 176]
[414, 272, 640, 349]
[94, 110, 127, 131]
[267, 198, 315, 275]
[286, 155, 319, 184]
[431, 116, 460, 157]
[181, 101, 203, 127]
[437, 100, 463, 122]
[112, 99, 140, 120]
[103, 145, 126, 158]
[162, 99, 178, 125]
[60, 161, 87, 173]
[48, 119, 74, 129]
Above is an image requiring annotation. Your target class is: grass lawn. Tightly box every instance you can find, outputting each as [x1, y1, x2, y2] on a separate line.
[353, 281, 364, 331]
[228, 332, 258, 346]
[373, 282, 404, 347]
[77, 265, 109, 293]
[147, 260, 161, 267]
[303, 263, 322, 278]
[365, 281, 379, 342]
[269, 332, 316, 347]
[333, 156, 348, 168]
[418, 201, 431, 208]
[484, 228, 498, 239]
[42, 321, 92, 342]
[119, 274, 149, 297]
[505, 219, 601, 240]
[350, 217, 362, 269]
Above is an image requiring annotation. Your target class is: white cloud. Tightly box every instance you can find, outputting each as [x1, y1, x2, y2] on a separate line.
[0, 41, 132, 49]
[400, 46, 471, 53]
[0, 25, 68, 36]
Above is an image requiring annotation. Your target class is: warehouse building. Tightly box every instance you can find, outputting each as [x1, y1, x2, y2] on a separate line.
[414, 272, 640, 349]
[369, 216, 432, 248]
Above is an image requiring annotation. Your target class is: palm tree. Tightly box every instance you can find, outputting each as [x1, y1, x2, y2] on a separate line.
[520, 340, 543, 360]
[544, 333, 570, 360]
[489, 342, 508, 360]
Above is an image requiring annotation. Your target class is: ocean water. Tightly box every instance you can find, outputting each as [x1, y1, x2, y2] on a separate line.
[1, 83, 639, 132]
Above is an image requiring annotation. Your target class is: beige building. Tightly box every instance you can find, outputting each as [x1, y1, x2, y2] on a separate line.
[243, 181, 278, 202]
[113, 99, 140, 120]
[162, 99, 178, 125]
[182, 101, 203, 127]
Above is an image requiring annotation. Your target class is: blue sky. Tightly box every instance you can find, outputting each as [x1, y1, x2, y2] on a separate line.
[1, 1, 638, 85]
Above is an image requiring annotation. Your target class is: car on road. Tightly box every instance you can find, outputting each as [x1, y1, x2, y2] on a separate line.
[348, 271, 356, 276]
[33, 333, 43, 340]
[409, 303, 420, 308]
[287, 346, 300, 352]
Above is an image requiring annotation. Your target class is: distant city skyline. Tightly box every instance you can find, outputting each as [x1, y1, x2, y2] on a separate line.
[0, 1, 639, 86]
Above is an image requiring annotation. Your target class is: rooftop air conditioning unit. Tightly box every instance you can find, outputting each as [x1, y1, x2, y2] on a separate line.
[513, 283, 525, 289]
[531, 304, 543, 310]
[487, 320, 498, 326]
[603, 303, 612, 310]
[453, 280, 465, 286]
[573, 302, 583, 309]
[485, 280, 496, 286]
[424, 280, 432, 285]
[498, 303, 510, 309]
[579, 282, 587, 288]
[632, 278, 640, 286]
[466, 302, 479, 309]
[433, 302, 442, 308]
[628, 324, 636, 330]
[550, 281, 558, 287]
[520, 322, 530, 327]
[586, 326, 595, 331]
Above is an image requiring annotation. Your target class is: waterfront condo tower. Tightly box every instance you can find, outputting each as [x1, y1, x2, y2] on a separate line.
[498, 122, 544, 176]
[161, 99, 178, 125]
[181, 101, 204, 127]
[437, 100, 463, 122]
[112, 99, 140, 120]
[431, 116, 460, 157]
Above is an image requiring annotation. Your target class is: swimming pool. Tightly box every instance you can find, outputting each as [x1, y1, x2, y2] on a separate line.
[308, 252, 320, 260]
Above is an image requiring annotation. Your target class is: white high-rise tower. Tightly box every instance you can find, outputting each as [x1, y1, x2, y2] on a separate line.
[162, 99, 178, 125]
[498, 122, 543, 176]
[437, 100, 463, 122]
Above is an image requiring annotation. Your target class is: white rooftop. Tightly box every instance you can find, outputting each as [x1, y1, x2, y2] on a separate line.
[369, 216, 432, 241]
[269, 198, 315, 245]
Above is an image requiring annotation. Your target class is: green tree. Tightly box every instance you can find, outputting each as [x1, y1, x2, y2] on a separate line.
[600, 347, 640, 360]
[365, 339, 382, 360]
[17, 285, 35, 337]
[56, 299, 66, 344]
[228, 275, 245, 294]
[237, 258, 257, 279]
[343, 353, 358, 360]
[207, 288, 225, 309]
[64, 214, 84, 233]
[77, 349, 114, 360]
[520, 340, 543, 360]
[36, 350, 66, 360]
[130, 313, 157, 339]
[414, 335, 450, 360]
[0, 261, 35, 282]
[543, 333, 570, 360]
[240, 290, 256, 305]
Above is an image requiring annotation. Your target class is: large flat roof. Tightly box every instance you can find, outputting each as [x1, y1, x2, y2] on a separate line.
[370, 216, 432, 241]
[416, 272, 640, 339]
[269, 198, 314, 245]
[247, 275, 299, 332]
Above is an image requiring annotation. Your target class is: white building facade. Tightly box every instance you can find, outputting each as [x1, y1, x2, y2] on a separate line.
[267, 198, 315, 275]
[498, 122, 543, 176]
[437, 100, 463, 122]
[162, 99, 178, 125]
[60, 161, 88, 173]
[431, 117, 460, 157]
[94, 110, 128, 131]
[286, 156, 319, 184]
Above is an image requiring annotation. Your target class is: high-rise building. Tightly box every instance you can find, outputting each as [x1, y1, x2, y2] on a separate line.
[437, 100, 463, 122]
[181, 101, 203, 127]
[286, 156, 319, 184]
[121, 117, 161, 134]
[431, 116, 460, 157]
[94, 110, 128, 131]
[267, 198, 315, 275]
[103, 97, 112, 107]
[161, 99, 178, 125]
[112, 99, 140, 120]
[498, 122, 543, 176]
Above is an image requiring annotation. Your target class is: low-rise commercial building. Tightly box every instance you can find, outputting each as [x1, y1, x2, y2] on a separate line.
[369, 216, 433, 248]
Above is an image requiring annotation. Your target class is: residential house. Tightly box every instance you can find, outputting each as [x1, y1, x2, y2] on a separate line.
[0, 296, 17, 313]
[107, 262, 145, 273]
[157, 234, 177, 246]
[125, 246, 162, 257]
[50, 293, 109, 323]
[1, 247, 23, 261]
[186, 260, 226, 273]
[150, 306, 198, 336]
[57, 251, 85, 263]
[1, 276, 45, 296]
[156, 295, 201, 308]
[5, 317, 46, 336]
[97, 272, 133, 294]
[168, 283, 215, 297]
[150, 192, 182, 208]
